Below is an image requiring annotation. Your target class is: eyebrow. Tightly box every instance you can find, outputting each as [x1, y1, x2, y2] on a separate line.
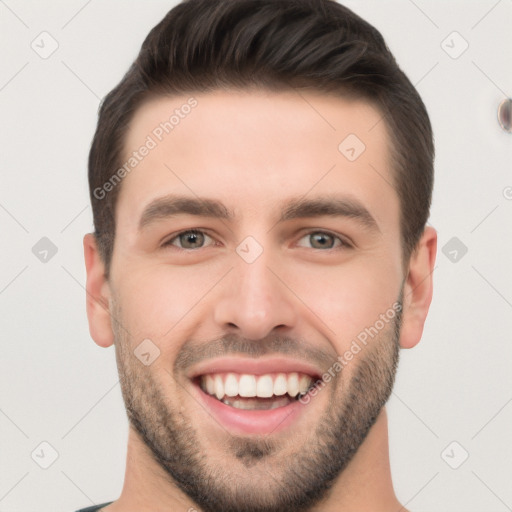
[138, 194, 379, 232]
[280, 196, 379, 231]
[139, 195, 233, 230]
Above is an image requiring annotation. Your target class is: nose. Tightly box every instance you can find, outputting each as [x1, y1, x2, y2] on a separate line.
[213, 251, 298, 340]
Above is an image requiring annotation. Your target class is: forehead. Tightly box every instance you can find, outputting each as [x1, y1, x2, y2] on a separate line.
[117, 89, 398, 229]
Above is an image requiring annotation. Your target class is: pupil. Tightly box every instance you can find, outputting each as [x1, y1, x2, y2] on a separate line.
[311, 233, 332, 248]
[182, 231, 203, 248]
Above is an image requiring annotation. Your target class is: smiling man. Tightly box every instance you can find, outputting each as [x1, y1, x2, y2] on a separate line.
[80, 1, 437, 511]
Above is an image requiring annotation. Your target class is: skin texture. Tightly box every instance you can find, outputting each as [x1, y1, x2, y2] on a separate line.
[84, 89, 437, 512]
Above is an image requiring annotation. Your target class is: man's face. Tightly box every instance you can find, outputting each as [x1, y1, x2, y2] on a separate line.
[107, 89, 405, 511]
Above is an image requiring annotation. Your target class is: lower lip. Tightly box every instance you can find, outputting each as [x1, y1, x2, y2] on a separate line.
[194, 385, 310, 435]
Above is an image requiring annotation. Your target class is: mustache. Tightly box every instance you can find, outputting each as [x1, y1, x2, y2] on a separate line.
[174, 332, 337, 373]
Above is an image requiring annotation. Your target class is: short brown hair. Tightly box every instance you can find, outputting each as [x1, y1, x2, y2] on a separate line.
[88, 0, 434, 277]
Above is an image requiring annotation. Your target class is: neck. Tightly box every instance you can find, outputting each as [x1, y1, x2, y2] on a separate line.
[105, 407, 404, 512]
[311, 408, 405, 511]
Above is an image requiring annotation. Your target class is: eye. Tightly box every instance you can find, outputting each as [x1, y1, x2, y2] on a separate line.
[163, 230, 214, 250]
[296, 231, 347, 250]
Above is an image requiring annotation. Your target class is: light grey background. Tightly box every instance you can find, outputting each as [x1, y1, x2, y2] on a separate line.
[1, 1, 511, 511]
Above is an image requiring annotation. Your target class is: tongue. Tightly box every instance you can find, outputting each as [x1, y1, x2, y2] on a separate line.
[220, 395, 293, 410]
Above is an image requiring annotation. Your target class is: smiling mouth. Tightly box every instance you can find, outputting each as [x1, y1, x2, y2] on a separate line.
[197, 372, 315, 410]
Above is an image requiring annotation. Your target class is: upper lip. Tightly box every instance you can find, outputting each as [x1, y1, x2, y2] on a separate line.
[187, 356, 323, 380]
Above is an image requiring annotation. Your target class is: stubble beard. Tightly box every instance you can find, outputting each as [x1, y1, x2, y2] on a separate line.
[112, 300, 401, 512]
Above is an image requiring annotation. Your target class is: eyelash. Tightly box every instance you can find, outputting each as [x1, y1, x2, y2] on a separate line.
[161, 229, 352, 251]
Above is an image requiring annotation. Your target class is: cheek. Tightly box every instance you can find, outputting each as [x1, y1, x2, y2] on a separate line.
[112, 260, 225, 342]
[284, 257, 401, 348]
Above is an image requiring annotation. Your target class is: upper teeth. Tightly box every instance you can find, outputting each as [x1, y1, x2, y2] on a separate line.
[200, 372, 313, 400]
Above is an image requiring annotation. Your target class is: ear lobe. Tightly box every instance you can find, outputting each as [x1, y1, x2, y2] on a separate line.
[399, 226, 437, 349]
[83, 233, 114, 348]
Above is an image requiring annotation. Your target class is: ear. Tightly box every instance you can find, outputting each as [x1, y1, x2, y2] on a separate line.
[83, 233, 114, 348]
[399, 226, 437, 349]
